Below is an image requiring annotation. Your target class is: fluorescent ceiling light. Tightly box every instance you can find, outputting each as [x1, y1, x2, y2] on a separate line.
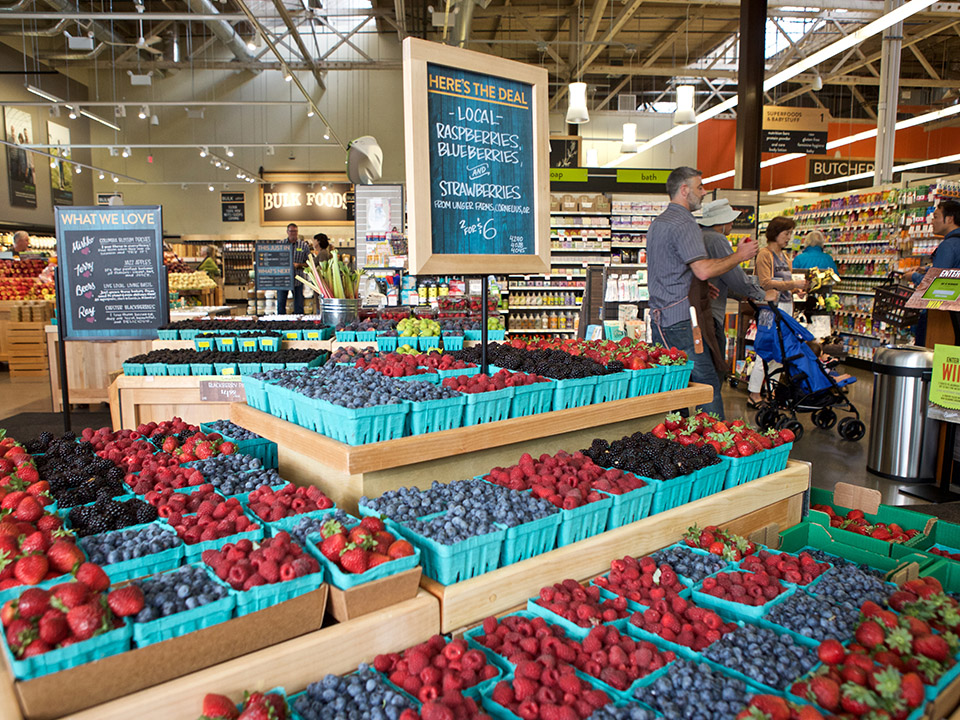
[79, 109, 121, 132]
[25, 84, 59, 103]
[26, 84, 121, 132]
[768, 151, 960, 195]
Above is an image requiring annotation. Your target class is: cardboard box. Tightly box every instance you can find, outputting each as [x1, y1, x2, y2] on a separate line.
[561, 195, 577, 211]
[579, 195, 597, 211]
[327, 567, 421, 622]
[11, 584, 328, 720]
[550, 195, 561, 212]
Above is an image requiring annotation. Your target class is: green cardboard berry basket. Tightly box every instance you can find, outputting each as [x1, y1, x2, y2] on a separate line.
[199, 422, 278, 469]
[552, 376, 597, 410]
[690, 462, 727, 502]
[335, 331, 356, 342]
[122, 362, 145, 376]
[144, 362, 167, 376]
[237, 336, 261, 352]
[625, 366, 664, 397]
[238, 362, 262, 376]
[167, 364, 191, 376]
[462, 387, 515, 426]
[2, 621, 133, 680]
[215, 336, 238, 351]
[463, 610, 540, 673]
[305, 530, 421, 590]
[240, 376, 270, 413]
[303, 327, 333, 341]
[524, 597, 629, 641]
[648, 473, 697, 514]
[190, 362, 215, 376]
[442, 334, 464, 351]
[131, 564, 236, 647]
[599, 481, 657, 529]
[157, 329, 179, 340]
[178, 329, 201, 341]
[418, 336, 441, 351]
[499, 511, 560, 565]
[79, 521, 185, 584]
[759, 442, 793, 475]
[593, 372, 631, 404]
[257, 336, 281, 352]
[408, 395, 465, 435]
[214, 362, 238, 376]
[718, 453, 764, 489]
[690, 574, 796, 621]
[377, 336, 400, 352]
[230, 569, 324, 617]
[436, 365, 480, 381]
[660, 361, 694, 391]
[281, 330, 303, 341]
[179, 522, 265, 563]
[391, 513, 506, 585]
[193, 337, 216, 351]
[315, 398, 410, 445]
[510, 380, 555, 418]
[257, 505, 339, 537]
[556, 495, 613, 547]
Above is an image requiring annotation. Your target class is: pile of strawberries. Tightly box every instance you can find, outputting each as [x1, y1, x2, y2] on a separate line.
[698, 570, 787, 606]
[928, 546, 960, 561]
[316, 516, 414, 574]
[145, 484, 226, 515]
[245, 483, 334, 523]
[506, 336, 687, 371]
[0, 511, 85, 590]
[1, 568, 144, 660]
[736, 696, 824, 720]
[442, 370, 549, 394]
[593, 555, 686, 606]
[533, 579, 630, 628]
[484, 451, 645, 509]
[414, 353, 476, 371]
[0, 434, 41, 488]
[739, 550, 831, 586]
[200, 690, 290, 720]
[682, 524, 756, 562]
[168, 496, 259, 544]
[793, 627, 929, 716]
[810, 505, 921, 544]
[628, 594, 737, 651]
[374, 635, 499, 701]
[356, 353, 440, 378]
[489, 663, 610, 720]
[201, 533, 320, 591]
[124, 464, 206, 495]
[156, 432, 236, 463]
[651, 413, 795, 457]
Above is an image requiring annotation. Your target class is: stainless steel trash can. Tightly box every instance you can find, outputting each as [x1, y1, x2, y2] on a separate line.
[867, 345, 938, 481]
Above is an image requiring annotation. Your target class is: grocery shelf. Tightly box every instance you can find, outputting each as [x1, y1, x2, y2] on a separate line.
[610, 228, 649, 233]
[834, 309, 872, 318]
[508, 284, 585, 290]
[550, 247, 611, 252]
[838, 329, 884, 339]
[794, 202, 897, 216]
[422, 461, 809, 632]
[835, 289, 876, 296]
[825, 240, 900, 246]
[509, 328, 574, 333]
[611, 242, 646, 248]
[837, 275, 887, 280]
[550, 210, 609, 216]
[509, 305, 581, 310]
[550, 225, 611, 229]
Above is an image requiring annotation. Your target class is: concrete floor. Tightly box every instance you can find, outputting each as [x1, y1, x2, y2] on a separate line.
[0, 365, 943, 507]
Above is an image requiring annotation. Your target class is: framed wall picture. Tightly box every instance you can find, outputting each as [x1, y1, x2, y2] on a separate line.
[402, 37, 550, 276]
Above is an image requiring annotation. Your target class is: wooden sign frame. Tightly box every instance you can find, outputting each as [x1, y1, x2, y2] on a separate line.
[258, 173, 354, 227]
[402, 37, 550, 276]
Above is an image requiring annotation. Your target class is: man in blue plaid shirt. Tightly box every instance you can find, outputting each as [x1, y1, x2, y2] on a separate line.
[278, 222, 311, 314]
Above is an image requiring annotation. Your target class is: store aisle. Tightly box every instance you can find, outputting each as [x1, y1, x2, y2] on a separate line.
[0, 372, 54, 418]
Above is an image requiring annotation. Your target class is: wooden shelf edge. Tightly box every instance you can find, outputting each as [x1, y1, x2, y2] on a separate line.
[421, 462, 810, 633]
[230, 383, 714, 475]
[57, 590, 440, 720]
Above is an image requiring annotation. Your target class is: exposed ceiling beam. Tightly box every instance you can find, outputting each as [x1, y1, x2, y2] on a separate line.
[503, 7, 569, 72]
[594, 74, 631, 110]
[849, 85, 878, 119]
[583, 0, 609, 47]
[576, 0, 645, 75]
[270, 0, 327, 92]
[47, 58, 402, 71]
[640, 14, 698, 68]
[909, 44, 942, 79]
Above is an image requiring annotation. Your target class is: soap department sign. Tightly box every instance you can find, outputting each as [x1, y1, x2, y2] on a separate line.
[402, 37, 550, 275]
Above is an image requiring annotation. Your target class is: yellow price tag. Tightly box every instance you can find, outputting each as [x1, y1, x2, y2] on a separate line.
[221, 368, 235, 375]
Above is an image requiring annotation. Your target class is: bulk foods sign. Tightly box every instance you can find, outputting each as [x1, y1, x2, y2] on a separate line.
[259, 182, 354, 226]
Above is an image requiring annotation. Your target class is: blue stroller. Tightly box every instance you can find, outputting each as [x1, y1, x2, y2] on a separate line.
[750, 301, 865, 442]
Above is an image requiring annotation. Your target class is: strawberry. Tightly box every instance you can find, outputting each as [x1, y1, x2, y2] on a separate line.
[50, 581, 90, 610]
[778, 428, 796, 444]
[320, 533, 348, 562]
[650, 423, 668, 439]
[14, 554, 48, 585]
[807, 676, 840, 711]
[749, 695, 790, 720]
[339, 544, 370, 574]
[107, 585, 145, 617]
[47, 540, 85, 574]
[912, 633, 949, 662]
[854, 620, 886, 651]
[5, 618, 35, 655]
[388, 539, 415, 559]
[75, 562, 110, 592]
[901, 671, 925, 708]
[735, 440, 755, 457]
[201, 693, 240, 720]
[839, 682, 877, 714]
[17, 587, 50, 619]
[13, 495, 42, 523]
[66, 601, 106, 640]
[38, 609, 69, 645]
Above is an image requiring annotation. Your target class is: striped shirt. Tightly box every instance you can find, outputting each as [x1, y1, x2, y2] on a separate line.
[647, 202, 707, 327]
[291, 239, 311, 266]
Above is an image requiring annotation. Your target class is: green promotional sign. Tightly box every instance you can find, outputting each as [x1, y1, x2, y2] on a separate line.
[930, 344, 960, 423]
[549, 168, 589, 183]
[616, 169, 671, 184]
[922, 277, 960, 302]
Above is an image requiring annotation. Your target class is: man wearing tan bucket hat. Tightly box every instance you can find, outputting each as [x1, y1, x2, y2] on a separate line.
[697, 199, 765, 373]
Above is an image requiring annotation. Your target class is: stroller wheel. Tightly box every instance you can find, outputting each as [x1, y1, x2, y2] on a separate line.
[838, 417, 866, 442]
[812, 407, 837, 430]
[784, 420, 804, 442]
[755, 408, 779, 430]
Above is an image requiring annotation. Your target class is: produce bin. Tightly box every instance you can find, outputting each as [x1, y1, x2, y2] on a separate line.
[408, 395, 466, 435]
[625, 366, 664, 397]
[462, 387, 514, 426]
[690, 462, 727, 501]
[556, 496, 612, 547]
[510, 381, 555, 418]
[499, 512, 561, 565]
[601, 481, 657, 528]
[593, 372, 630, 403]
[392, 516, 506, 585]
[319, 399, 410, 445]
[553, 376, 597, 410]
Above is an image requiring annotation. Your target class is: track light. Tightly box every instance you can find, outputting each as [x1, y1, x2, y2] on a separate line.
[246, 36, 257, 51]
[214, 160, 222, 167]
[121, 146, 131, 158]
[266, 146, 275, 156]
[68, 106, 78, 120]
[150, 114, 159, 126]
[224, 164, 230, 171]
[323, 127, 330, 140]
[98, 171, 105, 180]
[109, 147, 118, 157]
[307, 108, 315, 118]
[112, 175, 119, 183]
[284, 71, 292, 82]
[199, 146, 208, 158]
[74, 164, 81, 174]
[225, 147, 234, 157]
[138, 105, 148, 120]
[115, 105, 126, 118]
[208, 185, 215, 191]
[812, 74, 824, 91]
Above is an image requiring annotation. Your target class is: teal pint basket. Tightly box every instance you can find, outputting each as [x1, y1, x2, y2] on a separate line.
[285, 362, 308, 371]
[178, 329, 200, 341]
[144, 363, 167, 376]
[2, 620, 132, 680]
[303, 327, 333, 341]
[510, 381, 555, 418]
[442, 335, 464, 351]
[265, 384, 298, 423]
[238, 362, 262, 376]
[291, 397, 324, 433]
[79, 522, 184, 584]
[238, 337, 260, 352]
[157, 329, 179, 340]
[215, 336, 237, 351]
[649, 473, 696, 514]
[355, 331, 376, 342]
[464, 330, 482, 341]
[180, 523, 265, 563]
[500, 512, 561, 565]
[553, 376, 597, 410]
[719, 453, 764, 489]
[200, 422, 278, 468]
[760, 443, 793, 475]
[335, 331, 356, 342]
[232, 569, 324, 616]
[392, 516, 506, 585]
[557, 496, 612, 547]
[282, 330, 303, 341]
[660, 361, 694, 391]
[190, 362, 215, 376]
[600, 481, 657, 529]
[122, 362, 145, 376]
[193, 337, 216, 351]
[319, 399, 409, 445]
[524, 598, 629, 641]
[262, 362, 286, 372]
[167, 364, 191, 376]
[418, 336, 441, 351]
[593, 372, 631, 404]
[690, 462, 727, 501]
[241, 376, 269, 413]
[306, 531, 421, 590]
[408, 395, 465, 435]
[488, 330, 506, 341]
[625, 366, 665, 397]
[377, 336, 400, 352]
[436, 365, 480, 381]
[258, 336, 280, 352]
[132, 566, 235, 647]
[691, 576, 795, 622]
[462, 387, 514, 426]
[214, 363, 238, 376]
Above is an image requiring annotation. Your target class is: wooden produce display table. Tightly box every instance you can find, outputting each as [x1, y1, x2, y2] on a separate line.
[0, 590, 440, 720]
[426, 461, 810, 633]
[229, 383, 713, 512]
[109, 374, 248, 429]
[46, 327, 154, 412]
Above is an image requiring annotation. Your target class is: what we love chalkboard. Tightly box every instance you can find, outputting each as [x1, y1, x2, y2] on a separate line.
[404, 38, 550, 276]
[54, 206, 168, 340]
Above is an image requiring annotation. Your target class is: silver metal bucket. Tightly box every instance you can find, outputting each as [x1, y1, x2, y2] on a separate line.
[322, 298, 359, 327]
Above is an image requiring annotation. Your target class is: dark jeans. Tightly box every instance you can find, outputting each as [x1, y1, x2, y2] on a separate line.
[276, 284, 304, 315]
[656, 319, 725, 419]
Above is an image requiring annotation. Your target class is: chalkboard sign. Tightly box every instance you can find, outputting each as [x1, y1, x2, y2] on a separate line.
[403, 38, 550, 276]
[221, 192, 245, 223]
[254, 242, 294, 291]
[259, 181, 354, 226]
[54, 205, 167, 340]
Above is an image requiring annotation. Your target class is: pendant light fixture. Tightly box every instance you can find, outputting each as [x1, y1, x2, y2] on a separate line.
[673, 85, 696, 125]
[620, 123, 638, 154]
[566, 82, 589, 124]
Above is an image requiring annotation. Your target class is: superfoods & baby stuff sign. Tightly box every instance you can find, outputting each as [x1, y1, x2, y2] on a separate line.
[426, 63, 534, 256]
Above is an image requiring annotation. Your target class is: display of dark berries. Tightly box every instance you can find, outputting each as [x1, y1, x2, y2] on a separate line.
[649, 545, 730, 583]
[124, 348, 328, 366]
[803, 548, 887, 579]
[293, 665, 419, 720]
[24, 431, 54, 454]
[453, 343, 619, 379]
[587, 704, 658, 720]
[203, 419, 263, 441]
[583, 432, 720, 480]
[133, 564, 229, 622]
[701, 624, 817, 691]
[289, 509, 352, 547]
[35, 438, 126, 507]
[68, 497, 159, 537]
[80, 523, 181, 565]
[183, 453, 284, 496]
[159, 319, 330, 333]
[763, 590, 860, 643]
[808, 566, 893, 608]
[402, 505, 502, 545]
[631, 659, 751, 720]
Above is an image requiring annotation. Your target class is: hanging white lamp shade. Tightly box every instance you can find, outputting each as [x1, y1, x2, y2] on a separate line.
[585, 148, 599, 167]
[566, 82, 589, 124]
[620, 123, 638, 153]
[673, 84, 696, 125]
